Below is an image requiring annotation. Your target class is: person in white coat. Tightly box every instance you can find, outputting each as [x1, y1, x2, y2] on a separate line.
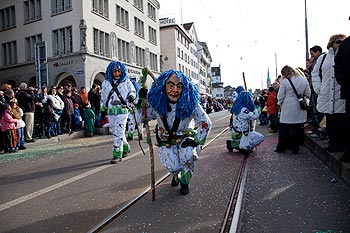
[274, 65, 311, 154]
[47, 86, 65, 136]
[311, 34, 347, 153]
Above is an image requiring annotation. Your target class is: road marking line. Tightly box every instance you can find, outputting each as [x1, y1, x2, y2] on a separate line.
[0, 165, 108, 212]
[214, 114, 230, 123]
[0, 149, 148, 212]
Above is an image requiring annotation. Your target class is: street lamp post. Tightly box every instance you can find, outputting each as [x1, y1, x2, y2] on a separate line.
[304, 0, 309, 61]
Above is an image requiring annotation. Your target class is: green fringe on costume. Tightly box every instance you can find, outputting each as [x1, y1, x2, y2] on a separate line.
[180, 170, 192, 185]
[113, 147, 123, 159]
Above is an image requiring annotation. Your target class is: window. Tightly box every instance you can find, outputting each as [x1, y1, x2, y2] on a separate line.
[93, 28, 110, 57]
[92, 0, 109, 18]
[1, 40, 17, 65]
[24, 0, 41, 23]
[149, 52, 158, 71]
[133, 0, 143, 11]
[117, 38, 130, 62]
[135, 46, 145, 66]
[51, 0, 72, 14]
[25, 34, 42, 61]
[116, 5, 129, 29]
[148, 26, 157, 45]
[0, 5, 16, 30]
[134, 17, 144, 38]
[52, 26, 72, 55]
[147, 2, 156, 21]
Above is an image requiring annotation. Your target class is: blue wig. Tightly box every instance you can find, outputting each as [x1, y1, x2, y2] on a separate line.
[130, 78, 140, 93]
[235, 86, 245, 94]
[230, 91, 255, 115]
[232, 85, 245, 101]
[105, 61, 128, 83]
[148, 69, 200, 119]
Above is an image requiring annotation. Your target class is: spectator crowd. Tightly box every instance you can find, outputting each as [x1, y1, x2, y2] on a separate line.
[0, 83, 102, 154]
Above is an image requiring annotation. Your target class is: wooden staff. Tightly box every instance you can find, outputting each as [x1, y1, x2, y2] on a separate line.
[242, 72, 247, 90]
[139, 68, 157, 201]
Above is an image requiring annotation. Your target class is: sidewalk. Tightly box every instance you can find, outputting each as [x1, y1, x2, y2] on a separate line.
[25, 127, 109, 147]
[304, 125, 350, 186]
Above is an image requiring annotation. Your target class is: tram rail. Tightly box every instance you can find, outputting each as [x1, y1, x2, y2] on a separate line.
[88, 126, 234, 233]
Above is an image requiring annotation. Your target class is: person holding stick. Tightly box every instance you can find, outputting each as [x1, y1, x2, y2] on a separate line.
[101, 61, 136, 164]
[142, 69, 212, 195]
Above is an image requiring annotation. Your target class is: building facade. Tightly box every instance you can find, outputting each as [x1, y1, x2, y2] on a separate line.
[159, 18, 212, 95]
[0, 0, 160, 89]
[211, 66, 224, 98]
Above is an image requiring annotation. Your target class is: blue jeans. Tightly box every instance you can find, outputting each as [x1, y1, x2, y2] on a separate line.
[46, 121, 55, 136]
[16, 127, 25, 147]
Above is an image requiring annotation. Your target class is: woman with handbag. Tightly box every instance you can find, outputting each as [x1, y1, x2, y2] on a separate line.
[311, 34, 347, 153]
[274, 66, 311, 154]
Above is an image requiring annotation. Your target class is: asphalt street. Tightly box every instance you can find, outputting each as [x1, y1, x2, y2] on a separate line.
[0, 110, 349, 233]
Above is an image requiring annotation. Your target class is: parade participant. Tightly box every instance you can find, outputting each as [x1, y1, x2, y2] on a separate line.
[227, 91, 264, 153]
[126, 79, 143, 141]
[232, 85, 245, 103]
[144, 69, 212, 195]
[101, 61, 136, 164]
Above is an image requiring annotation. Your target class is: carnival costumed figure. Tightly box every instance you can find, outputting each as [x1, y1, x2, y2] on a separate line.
[101, 61, 136, 164]
[146, 70, 212, 195]
[231, 85, 245, 103]
[227, 91, 264, 153]
[228, 85, 245, 143]
[126, 79, 143, 141]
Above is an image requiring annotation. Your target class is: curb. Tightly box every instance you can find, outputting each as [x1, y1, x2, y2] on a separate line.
[304, 133, 350, 186]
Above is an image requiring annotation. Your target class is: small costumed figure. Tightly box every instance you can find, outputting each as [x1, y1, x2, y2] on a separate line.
[231, 85, 245, 103]
[145, 69, 212, 195]
[126, 78, 143, 141]
[101, 61, 136, 164]
[227, 91, 264, 153]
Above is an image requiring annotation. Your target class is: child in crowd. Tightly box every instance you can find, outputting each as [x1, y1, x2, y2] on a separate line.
[10, 98, 26, 150]
[0, 103, 18, 153]
[83, 103, 95, 137]
[72, 103, 82, 131]
[265, 86, 278, 133]
[43, 98, 57, 138]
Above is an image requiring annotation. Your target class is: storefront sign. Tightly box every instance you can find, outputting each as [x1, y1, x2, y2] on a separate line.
[76, 69, 84, 75]
[160, 18, 176, 25]
[127, 68, 141, 75]
[53, 60, 73, 67]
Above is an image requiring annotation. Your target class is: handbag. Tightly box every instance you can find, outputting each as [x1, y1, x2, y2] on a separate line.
[286, 78, 311, 110]
[53, 113, 60, 121]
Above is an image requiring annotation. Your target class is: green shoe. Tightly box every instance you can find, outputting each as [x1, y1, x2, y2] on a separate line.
[110, 157, 121, 164]
[180, 182, 189, 195]
[171, 175, 179, 187]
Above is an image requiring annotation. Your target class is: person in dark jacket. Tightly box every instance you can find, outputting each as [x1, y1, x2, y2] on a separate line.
[43, 98, 56, 138]
[15, 83, 36, 143]
[334, 29, 350, 162]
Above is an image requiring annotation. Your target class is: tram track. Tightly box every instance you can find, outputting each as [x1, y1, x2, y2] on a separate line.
[220, 154, 248, 233]
[88, 126, 231, 233]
